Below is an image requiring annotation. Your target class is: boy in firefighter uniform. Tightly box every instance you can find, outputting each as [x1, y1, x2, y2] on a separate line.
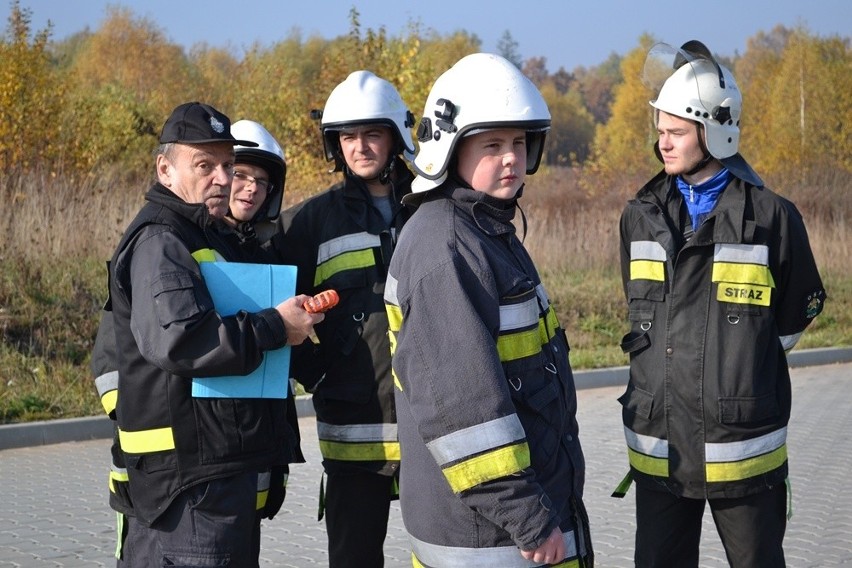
[615, 40, 826, 567]
[267, 71, 415, 566]
[385, 53, 592, 567]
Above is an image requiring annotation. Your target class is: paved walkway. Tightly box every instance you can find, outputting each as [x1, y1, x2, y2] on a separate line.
[1, 362, 850, 567]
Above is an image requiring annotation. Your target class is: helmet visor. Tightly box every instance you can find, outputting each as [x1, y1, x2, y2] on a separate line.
[644, 42, 727, 112]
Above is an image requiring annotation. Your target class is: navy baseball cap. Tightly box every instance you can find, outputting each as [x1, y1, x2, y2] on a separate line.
[159, 102, 258, 146]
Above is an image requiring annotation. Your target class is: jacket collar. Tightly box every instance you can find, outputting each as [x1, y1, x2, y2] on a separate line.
[441, 181, 519, 237]
[145, 182, 213, 230]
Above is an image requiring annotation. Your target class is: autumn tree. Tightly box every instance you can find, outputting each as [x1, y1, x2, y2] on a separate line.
[540, 83, 596, 165]
[585, 35, 659, 194]
[0, 1, 64, 171]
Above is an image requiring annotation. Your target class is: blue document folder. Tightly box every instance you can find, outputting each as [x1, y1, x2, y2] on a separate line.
[192, 262, 297, 399]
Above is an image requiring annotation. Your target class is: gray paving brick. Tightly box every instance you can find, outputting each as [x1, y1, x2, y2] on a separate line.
[0, 362, 849, 566]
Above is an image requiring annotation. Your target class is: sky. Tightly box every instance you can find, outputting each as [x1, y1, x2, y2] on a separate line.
[7, 0, 851, 72]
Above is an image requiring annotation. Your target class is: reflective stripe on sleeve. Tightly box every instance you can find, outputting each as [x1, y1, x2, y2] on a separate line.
[426, 415, 529, 493]
[95, 371, 119, 415]
[410, 529, 580, 568]
[316, 422, 400, 462]
[191, 249, 225, 263]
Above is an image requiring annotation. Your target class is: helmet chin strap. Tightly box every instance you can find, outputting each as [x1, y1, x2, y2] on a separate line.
[685, 124, 714, 176]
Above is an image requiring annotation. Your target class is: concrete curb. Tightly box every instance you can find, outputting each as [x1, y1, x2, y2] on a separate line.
[2, 347, 850, 452]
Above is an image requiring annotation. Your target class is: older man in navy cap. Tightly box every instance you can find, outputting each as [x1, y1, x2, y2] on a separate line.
[98, 102, 323, 567]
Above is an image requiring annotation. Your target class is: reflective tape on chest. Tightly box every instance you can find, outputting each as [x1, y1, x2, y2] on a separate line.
[712, 244, 774, 306]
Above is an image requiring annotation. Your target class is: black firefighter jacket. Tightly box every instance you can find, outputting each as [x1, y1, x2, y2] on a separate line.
[107, 183, 291, 526]
[385, 185, 588, 566]
[618, 169, 826, 500]
[268, 161, 413, 476]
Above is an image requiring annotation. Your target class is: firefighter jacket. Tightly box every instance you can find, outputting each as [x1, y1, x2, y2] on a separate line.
[267, 159, 413, 477]
[618, 168, 826, 500]
[384, 184, 589, 566]
[108, 183, 291, 526]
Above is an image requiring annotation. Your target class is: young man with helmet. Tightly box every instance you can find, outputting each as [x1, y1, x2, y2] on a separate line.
[267, 70, 415, 567]
[384, 53, 592, 567]
[615, 40, 826, 567]
[225, 120, 287, 248]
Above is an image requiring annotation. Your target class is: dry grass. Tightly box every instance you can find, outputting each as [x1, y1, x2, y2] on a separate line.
[1, 165, 848, 422]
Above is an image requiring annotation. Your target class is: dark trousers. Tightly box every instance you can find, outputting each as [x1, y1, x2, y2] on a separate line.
[635, 483, 787, 568]
[325, 471, 394, 568]
[118, 471, 259, 568]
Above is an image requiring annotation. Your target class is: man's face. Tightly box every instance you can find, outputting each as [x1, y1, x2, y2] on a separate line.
[656, 111, 706, 177]
[338, 125, 393, 180]
[157, 142, 235, 218]
[456, 128, 527, 200]
[229, 163, 270, 222]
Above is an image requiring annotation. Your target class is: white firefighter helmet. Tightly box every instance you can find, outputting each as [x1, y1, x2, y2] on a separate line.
[232, 120, 286, 222]
[645, 40, 741, 160]
[318, 70, 416, 171]
[411, 52, 551, 192]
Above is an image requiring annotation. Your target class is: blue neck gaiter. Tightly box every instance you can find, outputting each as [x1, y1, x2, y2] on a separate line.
[676, 168, 731, 230]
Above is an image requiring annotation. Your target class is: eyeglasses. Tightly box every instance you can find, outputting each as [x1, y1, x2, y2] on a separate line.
[233, 170, 271, 191]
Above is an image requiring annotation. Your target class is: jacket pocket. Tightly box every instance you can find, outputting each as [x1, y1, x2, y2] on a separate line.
[618, 384, 654, 420]
[151, 271, 202, 326]
[718, 393, 780, 424]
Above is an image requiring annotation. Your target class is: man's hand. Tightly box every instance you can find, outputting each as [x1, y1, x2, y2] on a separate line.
[519, 527, 565, 565]
[276, 295, 323, 346]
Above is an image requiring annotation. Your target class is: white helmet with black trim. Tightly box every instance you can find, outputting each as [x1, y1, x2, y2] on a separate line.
[411, 52, 551, 193]
[317, 70, 416, 172]
[232, 120, 286, 222]
[644, 40, 762, 185]
[645, 40, 741, 159]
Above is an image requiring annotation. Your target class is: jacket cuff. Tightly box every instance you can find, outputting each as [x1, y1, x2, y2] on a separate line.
[255, 308, 288, 350]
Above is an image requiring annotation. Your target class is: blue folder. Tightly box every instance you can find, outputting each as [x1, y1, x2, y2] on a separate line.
[192, 262, 297, 399]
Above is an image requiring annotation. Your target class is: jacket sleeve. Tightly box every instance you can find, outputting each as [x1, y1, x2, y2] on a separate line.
[772, 198, 826, 348]
[120, 226, 288, 376]
[392, 255, 559, 550]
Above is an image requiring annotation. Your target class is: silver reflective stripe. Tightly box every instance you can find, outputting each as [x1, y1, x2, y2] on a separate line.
[410, 529, 578, 568]
[317, 232, 381, 264]
[257, 471, 271, 492]
[631, 240, 666, 261]
[385, 273, 399, 305]
[705, 427, 787, 462]
[535, 283, 550, 308]
[713, 243, 769, 265]
[110, 464, 127, 476]
[426, 415, 525, 467]
[780, 332, 802, 351]
[316, 422, 398, 443]
[624, 427, 668, 458]
[499, 298, 539, 332]
[95, 370, 119, 397]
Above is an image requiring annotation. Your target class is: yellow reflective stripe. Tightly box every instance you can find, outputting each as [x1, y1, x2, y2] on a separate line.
[706, 445, 788, 483]
[716, 282, 772, 306]
[627, 447, 669, 477]
[496, 327, 540, 362]
[443, 442, 530, 493]
[118, 427, 175, 453]
[392, 371, 403, 391]
[427, 415, 525, 465]
[314, 249, 375, 286]
[385, 303, 402, 333]
[318, 440, 401, 462]
[101, 390, 118, 415]
[191, 249, 224, 263]
[711, 262, 775, 287]
[108, 467, 129, 493]
[256, 490, 268, 511]
[630, 259, 665, 281]
[539, 306, 559, 344]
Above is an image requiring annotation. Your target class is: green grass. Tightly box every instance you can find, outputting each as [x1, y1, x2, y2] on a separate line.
[3, 253, 846, 424]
